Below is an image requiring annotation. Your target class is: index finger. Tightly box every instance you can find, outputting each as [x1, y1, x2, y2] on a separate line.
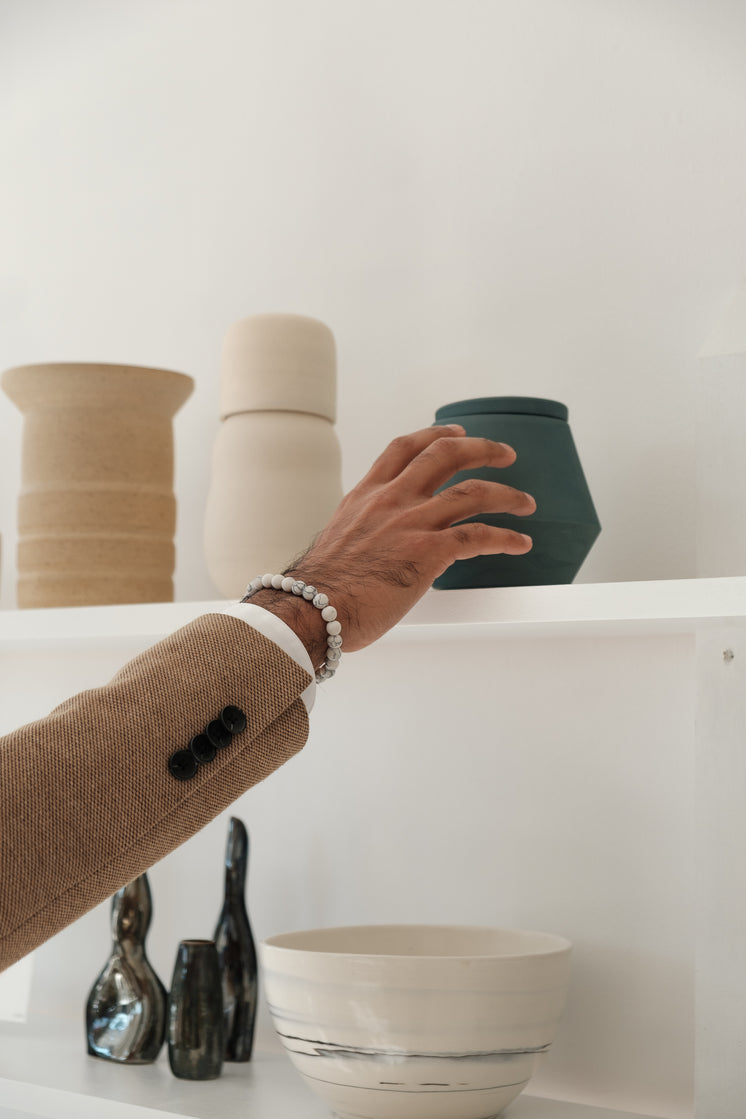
[361, 425, 467, 486]
[397, 434, 518, 495]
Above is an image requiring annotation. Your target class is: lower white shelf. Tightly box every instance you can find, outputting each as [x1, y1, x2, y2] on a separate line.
[0, 1020, 668, 1119]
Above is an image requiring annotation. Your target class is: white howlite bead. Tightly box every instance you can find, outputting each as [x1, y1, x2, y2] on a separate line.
[248, 568, 341, 682]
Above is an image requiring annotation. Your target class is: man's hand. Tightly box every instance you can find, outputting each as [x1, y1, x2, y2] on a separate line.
[249, 425, 535, 668]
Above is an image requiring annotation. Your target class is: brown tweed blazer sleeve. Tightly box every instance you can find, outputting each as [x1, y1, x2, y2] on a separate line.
[0, 612, 312, 972]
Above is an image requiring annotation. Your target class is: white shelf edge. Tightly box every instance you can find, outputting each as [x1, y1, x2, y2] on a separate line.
[0, 1074, 674, 1119]
[0, 1031, 678, 1119]
[395, 575, 746, 636]
[0, 599, 230, 648]
[0, 1077, 179, 1118]
[1, 576, 746, 649]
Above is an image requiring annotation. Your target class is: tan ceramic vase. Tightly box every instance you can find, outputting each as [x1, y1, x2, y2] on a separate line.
[204, 314, 343, 598]
[1, 362, 194, 608]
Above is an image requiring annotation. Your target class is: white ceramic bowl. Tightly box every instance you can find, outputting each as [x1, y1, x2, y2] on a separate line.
[260, 924, 571, 1119]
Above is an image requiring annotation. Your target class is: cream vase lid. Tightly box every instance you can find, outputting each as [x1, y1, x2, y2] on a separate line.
[220, 313, 336, 421]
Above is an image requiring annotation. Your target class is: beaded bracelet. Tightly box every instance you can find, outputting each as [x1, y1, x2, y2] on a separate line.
[244, 574, 342, 683]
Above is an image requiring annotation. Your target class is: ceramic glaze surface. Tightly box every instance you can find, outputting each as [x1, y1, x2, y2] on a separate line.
[205, 410, 342, 593]
[204, 313, 343, 597]
[433, 396, 600, 589]
[219, 312, 337, 420]
[260, 924, 571, 1119]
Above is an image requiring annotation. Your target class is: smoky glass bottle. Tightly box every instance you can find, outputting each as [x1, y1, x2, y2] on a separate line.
[214, 816, 258, 1061]
[85, 873, 167, 1063]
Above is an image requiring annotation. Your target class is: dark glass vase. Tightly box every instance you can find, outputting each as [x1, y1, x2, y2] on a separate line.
[214, 816, 258, 1061]
[433, 396, 601, 588]
[85, 873, 167, 1063]
[167, 939, 224, 1080]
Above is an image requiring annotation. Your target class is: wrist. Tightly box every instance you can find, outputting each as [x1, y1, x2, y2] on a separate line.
[244, 588, 328, 670]
[244, 570, 345, 683]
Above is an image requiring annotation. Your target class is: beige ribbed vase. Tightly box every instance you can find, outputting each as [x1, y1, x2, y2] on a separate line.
[1, 362, 194, 607]
[204, 314, 343, 598]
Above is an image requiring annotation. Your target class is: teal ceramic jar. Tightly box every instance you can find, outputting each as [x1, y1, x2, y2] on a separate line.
[433, 396, 601, 588]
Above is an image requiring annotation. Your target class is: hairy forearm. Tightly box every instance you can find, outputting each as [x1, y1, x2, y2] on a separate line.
[244, 583, 333, 671]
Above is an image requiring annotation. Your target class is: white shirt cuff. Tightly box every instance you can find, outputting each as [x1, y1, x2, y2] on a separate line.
[222, 602, 316, 714]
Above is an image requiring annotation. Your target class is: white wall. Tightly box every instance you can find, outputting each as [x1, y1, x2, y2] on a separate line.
[2, 0, 746, 609]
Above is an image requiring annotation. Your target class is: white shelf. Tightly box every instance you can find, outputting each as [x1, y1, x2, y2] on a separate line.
[0, 599, 228, 650]
[0, 581, 731, 1116]
[397, 574, 746, 639]
[0, 1021, 670, 1119]
[1, 576, 746, 650]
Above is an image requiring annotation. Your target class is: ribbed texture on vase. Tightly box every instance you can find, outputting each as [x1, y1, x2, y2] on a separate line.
[219, 313, 336, 421]
[17, 535, 176, 607]
[1, 362, 193, 607]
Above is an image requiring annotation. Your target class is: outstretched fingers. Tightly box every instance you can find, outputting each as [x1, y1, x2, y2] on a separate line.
[397, 433, 518, 496]
[445, 520, 534, 561]
[362, 425, 467, 486]
[423, 476, 536, 528]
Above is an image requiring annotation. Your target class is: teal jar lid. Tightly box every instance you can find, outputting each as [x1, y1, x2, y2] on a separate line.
[435, 396, 568, 422]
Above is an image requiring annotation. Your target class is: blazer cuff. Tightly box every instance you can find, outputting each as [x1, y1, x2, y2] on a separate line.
[222, 602, 316, 713]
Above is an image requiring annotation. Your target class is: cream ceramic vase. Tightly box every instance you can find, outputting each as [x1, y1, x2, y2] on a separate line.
[204, 314, 343, 598]
[1, 362, 194, 608]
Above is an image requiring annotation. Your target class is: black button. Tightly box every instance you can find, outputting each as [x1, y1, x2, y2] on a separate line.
[220, 705, 247, 735]
[168, 749, 198, 781]
[206, 719, 232, 750]
[190, 733, 216, 764]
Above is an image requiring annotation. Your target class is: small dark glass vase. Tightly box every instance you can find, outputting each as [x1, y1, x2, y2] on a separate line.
[214, 816, 258, 1061]
[85, 873, 167, 1063]
[167, 939, 224, 1080]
